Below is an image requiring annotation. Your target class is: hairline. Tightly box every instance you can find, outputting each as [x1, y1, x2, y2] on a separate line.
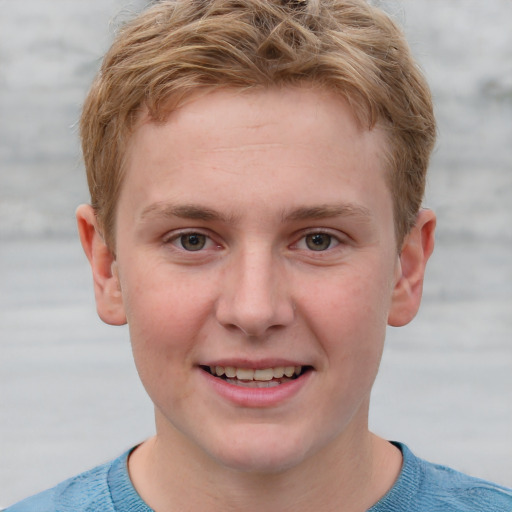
[100, 83, 405, 253]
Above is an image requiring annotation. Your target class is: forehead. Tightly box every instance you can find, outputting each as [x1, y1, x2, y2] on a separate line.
[121, 86, 392, 223]
[134, 85, 381, 150]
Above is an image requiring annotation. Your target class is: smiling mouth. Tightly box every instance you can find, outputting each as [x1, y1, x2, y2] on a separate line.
[201, 365, 311, 388]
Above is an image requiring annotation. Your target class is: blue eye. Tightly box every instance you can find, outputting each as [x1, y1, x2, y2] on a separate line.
[179, 233, 207, 251]
[305, 233, 333, 251]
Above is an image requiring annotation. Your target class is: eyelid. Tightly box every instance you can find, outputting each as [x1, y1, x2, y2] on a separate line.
[291, 228, 347, 251]
[162, 228, 220, 250]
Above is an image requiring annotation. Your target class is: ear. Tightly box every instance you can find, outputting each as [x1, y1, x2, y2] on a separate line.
[388, 208, 436, 327]
[76, 204, 127, 326]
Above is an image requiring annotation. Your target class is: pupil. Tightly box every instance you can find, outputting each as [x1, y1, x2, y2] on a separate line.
[306, 233, 331, 251]
[182, 233, 206, 251]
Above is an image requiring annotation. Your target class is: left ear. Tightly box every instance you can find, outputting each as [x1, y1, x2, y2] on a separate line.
[388, 208, 436, 327]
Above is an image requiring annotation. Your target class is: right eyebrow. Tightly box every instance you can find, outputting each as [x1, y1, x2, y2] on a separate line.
[139, 202, 236, 223]
[138, 202, 373, 225]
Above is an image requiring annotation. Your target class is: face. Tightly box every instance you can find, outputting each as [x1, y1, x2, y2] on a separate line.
[102, 87, 408, 473]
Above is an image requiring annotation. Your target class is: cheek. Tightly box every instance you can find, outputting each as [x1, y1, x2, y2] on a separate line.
[122, 269, 217, 410]
[296, 264, 392, 389]
[298, 264, 392, 339]
[122, 260, 211, 327]
[120, 264, 217, 367]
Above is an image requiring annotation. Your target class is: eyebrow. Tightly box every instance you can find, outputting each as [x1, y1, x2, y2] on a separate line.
[282, 204, 372, 222]
[139, 203, 235, 223]
[139, 202, 372, 224]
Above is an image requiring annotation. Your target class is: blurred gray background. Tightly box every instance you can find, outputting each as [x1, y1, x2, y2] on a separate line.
[1, 0, 511, 506]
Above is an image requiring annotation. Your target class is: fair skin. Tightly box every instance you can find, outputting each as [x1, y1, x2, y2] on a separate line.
[77, 86, 435, 512]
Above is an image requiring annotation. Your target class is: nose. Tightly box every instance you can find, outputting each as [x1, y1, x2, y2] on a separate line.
[215, 246, 295, 337]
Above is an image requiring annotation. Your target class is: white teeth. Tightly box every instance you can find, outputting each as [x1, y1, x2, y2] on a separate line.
[225, 366, 236, 378]
[236, 368, 255, 380]
[208, 365, 304, 381]
[225, 379, 282, 388]
[254, 368, 274, 381]
[284, 366, 295, 378]
[273, 367, 284, 378]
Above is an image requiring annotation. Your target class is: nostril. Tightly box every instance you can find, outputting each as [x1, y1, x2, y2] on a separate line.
[214, 269, 295, 336]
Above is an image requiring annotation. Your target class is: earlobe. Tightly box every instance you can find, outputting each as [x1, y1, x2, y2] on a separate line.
[388, 208, 436, 327]
[76, 204, 127, 326]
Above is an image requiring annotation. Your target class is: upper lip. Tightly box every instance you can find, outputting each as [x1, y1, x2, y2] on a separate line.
[199, 359, 310, 370]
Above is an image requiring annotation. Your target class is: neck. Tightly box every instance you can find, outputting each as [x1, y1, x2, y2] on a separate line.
[128, 418, 402, 512]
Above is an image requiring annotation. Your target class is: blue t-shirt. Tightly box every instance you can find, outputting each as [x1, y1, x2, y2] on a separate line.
[5, 443, 512, 511]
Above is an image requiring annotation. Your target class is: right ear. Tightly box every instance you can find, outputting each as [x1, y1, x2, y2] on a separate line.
[76, 204, 127, 326]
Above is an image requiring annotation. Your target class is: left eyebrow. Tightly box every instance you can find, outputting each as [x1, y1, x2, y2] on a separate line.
[282, 204, 373, 223]
[138, 202, 372, 225]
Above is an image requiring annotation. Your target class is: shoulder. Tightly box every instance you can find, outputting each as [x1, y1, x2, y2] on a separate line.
[3, 453, 125, 512]
[372, 443, 512, 512]
[416, 455, 512, 511]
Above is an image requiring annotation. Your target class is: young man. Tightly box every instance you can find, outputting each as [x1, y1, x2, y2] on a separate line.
[6, 0, 512, 510]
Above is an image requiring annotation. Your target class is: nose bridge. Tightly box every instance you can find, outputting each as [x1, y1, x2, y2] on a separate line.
[216, 241, 294, 336]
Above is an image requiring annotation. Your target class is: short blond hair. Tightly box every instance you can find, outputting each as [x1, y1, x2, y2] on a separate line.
[80, 0, 436, 250]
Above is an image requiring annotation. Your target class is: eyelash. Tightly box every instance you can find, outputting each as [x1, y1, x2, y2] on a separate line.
[292, 230, 342, 252]
[163, 229, 345, 254]
[163, 230, 220, 252]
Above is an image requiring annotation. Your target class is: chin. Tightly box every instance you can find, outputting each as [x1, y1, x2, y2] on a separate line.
[218, 449, 307, 475]
[206, 424, 313, 475]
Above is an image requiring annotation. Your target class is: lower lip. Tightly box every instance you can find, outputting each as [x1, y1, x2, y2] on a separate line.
[199, 368, 312, 408]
